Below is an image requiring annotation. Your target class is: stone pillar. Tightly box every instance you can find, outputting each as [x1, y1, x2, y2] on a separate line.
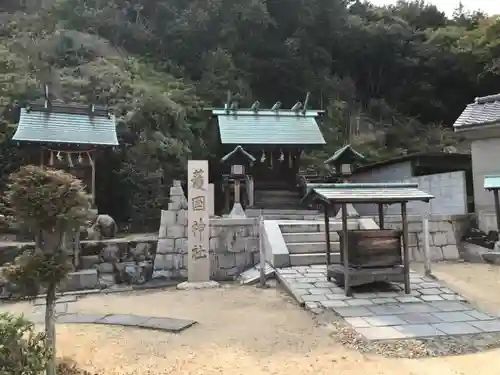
[187, 160, 210, 282]
[208, 183, 215, 217]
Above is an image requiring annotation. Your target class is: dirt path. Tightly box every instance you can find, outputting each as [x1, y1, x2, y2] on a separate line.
[3, 263, 500, 375]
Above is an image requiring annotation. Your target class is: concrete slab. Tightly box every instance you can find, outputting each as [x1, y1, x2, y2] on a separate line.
[469, 319, 500, 333]
[400, 303, 438, 314]
[346, 299, 374, 307]
[143, 317, 197, 332]
[420, 295, 444, 302]
[99, 314, 150, 326]
[363, 315, 406, 327]
[333, 307, 374, 317]
[465, 310, 496, 321]
[432, 322, 481, 335]
[56, 313, 196, 333]
[399, 313, 443, 324]
[367, 305, 406, 315]
[238, 263, 275, 285]
[356, 326, 406, 340]
[320, 300, 349, 308]
[432, 301, 471, 312]
[432, 311, 476, 323]
[56, 313, 105, 324]
[344, 317, 372, 328]
[395, 324, 445, 338]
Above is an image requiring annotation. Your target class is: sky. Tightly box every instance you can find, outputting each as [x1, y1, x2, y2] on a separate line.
[369, 0, 500, 16]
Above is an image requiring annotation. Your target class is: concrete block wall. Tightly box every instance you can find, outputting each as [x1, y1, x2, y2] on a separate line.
[370, 214, 470, 262]
[353, 168, 467, 216]
[154, 182, 259, 281]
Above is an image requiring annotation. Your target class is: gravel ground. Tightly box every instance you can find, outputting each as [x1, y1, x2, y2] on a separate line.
[2, 263, 500, 374]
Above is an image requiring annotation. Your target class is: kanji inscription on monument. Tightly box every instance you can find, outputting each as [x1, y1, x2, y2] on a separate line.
[187, 160, 210, 282]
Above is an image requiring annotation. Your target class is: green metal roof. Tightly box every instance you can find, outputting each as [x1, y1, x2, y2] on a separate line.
[13, 104, 118, 146]
[302, 182, 434, 204]
[220, 145, 256, 163]
[212, 109, 326, 146]
[324, 144, 366, 164]
[484, 175, 500, 190]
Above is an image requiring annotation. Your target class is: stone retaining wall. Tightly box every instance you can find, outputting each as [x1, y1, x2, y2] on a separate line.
[152, 182, 259, 281]
[370, 214, 470, 261]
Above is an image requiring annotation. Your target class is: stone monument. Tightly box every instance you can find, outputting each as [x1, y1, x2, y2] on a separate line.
[177, 160, 219, 290]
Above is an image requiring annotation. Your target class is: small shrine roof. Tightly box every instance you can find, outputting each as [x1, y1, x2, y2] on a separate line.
[13, 102, 118, 146]
[324, 144, 366, 164]
[220, 145, 256, 163]
[210, 108, 326, 146]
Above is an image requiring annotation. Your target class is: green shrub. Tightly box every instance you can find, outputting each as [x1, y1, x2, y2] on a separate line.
[0, 312, 49, 375]
[57, 358, 98, 375]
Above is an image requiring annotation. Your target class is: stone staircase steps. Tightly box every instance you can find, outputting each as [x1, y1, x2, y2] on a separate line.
[280, 221, 358, 233]
[276, 220, 358, 266]
[246, 209, 321, 221]
[283, 231, 339, 243]
[289, 252, 341, 266]
[287, 241, 340, 254]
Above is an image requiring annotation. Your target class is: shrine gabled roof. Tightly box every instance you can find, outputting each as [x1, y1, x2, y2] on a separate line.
[302, 183, 434, 204]
[324, 144, 366, 164]
[211, 109, 326, 146]
[13, 103, 118, 146]
[454, 93, 500, 130]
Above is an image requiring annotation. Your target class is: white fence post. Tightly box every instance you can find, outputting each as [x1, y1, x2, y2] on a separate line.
[258, 211, 269, 288]
[423, 214, 432, 277]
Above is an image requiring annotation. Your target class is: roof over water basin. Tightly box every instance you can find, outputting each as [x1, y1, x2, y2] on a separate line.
[302, 183, 434, 204]
[484, 175, 500, 190]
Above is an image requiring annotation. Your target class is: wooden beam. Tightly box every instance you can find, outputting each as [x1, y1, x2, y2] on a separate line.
[494, 190, 500, 240]
[341, 203, 351, 296]
[323, 203, 331, 281]
[401, 202, 410, 294]
[378, 203, 384, 229]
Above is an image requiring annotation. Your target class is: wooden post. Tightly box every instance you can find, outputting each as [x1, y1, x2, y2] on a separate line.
[341, 203, 351, 296]
[378, 203, 384, 229]
[91, 162, 96, 206]
[323, 203, 331, 280]
[401, 202, 410, 294]
[494, 190, 500, 239]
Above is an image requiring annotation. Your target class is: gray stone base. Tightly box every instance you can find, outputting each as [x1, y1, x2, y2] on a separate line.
[176, 280, 220, 290]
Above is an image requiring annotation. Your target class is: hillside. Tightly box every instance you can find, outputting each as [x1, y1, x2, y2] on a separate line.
[0, 0, 499, 229]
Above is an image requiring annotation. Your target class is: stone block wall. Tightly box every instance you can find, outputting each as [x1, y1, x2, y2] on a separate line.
[371, 214, 470, 262]
[153, 182, 259, 281]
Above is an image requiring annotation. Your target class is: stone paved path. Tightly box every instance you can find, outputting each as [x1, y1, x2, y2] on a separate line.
[276, 265, 500, 341]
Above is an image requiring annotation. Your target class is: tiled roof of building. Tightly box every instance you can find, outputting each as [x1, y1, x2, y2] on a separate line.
[453, 93, 500, 129]
[13, 102, 118, 146]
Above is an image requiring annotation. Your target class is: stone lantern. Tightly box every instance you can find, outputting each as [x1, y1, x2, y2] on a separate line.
[324, 144, 366, 218]
[220, 145, 256, 217]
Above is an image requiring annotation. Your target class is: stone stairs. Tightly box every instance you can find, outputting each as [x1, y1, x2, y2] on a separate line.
[246, 209, 321, 220]
[279, 220, 359, 266]
[253, 189, 304, 210]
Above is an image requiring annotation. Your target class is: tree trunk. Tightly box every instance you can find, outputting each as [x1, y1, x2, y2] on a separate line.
[45, 282, 57, 375]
